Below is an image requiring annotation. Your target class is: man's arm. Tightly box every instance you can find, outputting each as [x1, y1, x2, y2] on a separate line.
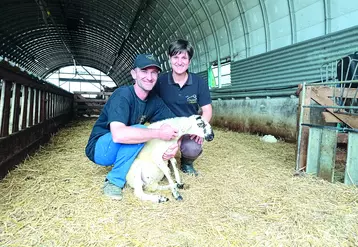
[201, 104, 212, 122]
[110, 121, 178, 144]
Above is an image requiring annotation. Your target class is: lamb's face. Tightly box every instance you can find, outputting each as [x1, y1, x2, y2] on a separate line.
[189, 115, 215, 142]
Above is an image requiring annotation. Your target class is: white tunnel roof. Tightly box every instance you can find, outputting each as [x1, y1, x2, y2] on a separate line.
[1, 0, 358, 86]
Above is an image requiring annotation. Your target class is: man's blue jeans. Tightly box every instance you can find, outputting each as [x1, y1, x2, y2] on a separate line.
[94, 125, 146, 188]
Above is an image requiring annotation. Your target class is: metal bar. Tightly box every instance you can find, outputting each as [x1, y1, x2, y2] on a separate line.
[234, 0, 250, 58]
[107, 0, 150, 75]
[198, 0, 222, 87]
[302, 105, 358, 110]
[301, 123, 358, 133]
[287, 0, 296, 44]
[59, 78, 102, 83]
[48, 72, 107, 76]
[259, 0, 270, 52]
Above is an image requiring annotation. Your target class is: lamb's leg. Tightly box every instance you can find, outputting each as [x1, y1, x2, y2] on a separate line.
[169, 158, 184, 189]
[146, 182, 172, 191]
[156, 159, 183, 201]
[133, 166, 168, 203]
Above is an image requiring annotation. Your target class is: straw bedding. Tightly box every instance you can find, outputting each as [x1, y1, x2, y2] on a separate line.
[0, 119, 357, 247]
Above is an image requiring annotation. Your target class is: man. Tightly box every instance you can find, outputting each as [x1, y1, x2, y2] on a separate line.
[154, 39, 213, 176]
[85, 54, 178, 200]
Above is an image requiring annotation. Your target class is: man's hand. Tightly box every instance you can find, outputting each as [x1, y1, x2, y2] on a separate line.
[162, 143, 179, 160]
[159, 123, 178, 141]
[190, 134, 204, 145]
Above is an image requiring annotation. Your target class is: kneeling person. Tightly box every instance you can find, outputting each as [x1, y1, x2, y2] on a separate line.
[85, 54, 178, 200]
[155, 39, 213, 176]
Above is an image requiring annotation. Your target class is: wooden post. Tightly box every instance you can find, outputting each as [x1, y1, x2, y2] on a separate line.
[0, 81, 12, 137]
[34, 89, 39, 125]
[297, 85, 312, 170]
[73, 94, 78, 117]
[40, 90, 46, 122]
[21, 85, 29, 130]
[12, 83, 21, 133]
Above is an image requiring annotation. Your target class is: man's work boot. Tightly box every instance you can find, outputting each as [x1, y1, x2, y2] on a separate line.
[103, 179, 123, 200]
[180, 157, 198, 176]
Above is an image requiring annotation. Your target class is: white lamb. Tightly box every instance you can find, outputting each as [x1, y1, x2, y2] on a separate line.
[126, 115, 214, 203]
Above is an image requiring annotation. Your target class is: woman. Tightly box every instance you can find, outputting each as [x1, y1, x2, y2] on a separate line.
[154, 39, 213, 176]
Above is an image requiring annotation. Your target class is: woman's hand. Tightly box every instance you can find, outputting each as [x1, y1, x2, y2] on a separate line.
[190, 135, 204, 145]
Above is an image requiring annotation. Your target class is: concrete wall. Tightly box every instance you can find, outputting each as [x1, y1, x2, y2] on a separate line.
[211, 96, 299, 142]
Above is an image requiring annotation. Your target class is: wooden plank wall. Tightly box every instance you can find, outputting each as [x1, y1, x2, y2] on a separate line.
[0, 61, 74, 179]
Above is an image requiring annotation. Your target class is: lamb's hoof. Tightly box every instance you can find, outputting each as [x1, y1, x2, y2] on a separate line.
[175, 195, 183, 201]
[158, 196, 169, 203]
[177, 183, 184, 189]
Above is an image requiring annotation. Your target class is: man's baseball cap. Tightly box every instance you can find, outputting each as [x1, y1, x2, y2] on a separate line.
[133, 54, 162, 72]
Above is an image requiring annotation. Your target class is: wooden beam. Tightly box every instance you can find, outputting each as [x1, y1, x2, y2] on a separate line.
[75, 105, 104, 110]
[0, 81, 12, 137]
[337, 133, 348, 144]
[311, 88, 358, 128]
[40, 91, 46, 122]
[12, 83, 21, 133]
[315, 86, 358, 99]
[0, 62, 72, 98]
[321, 112, 342, 124]
[298, 86, 312, 169]
[34, 89, 39, 125]
[74, 99, 107, 103]
[21, 86, 29, 130]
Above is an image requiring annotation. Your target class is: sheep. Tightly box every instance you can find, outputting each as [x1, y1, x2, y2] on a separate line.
[126, 115, 214, 203]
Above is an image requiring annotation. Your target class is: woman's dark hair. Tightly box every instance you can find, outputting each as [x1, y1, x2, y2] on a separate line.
[168, 39, 194, 60]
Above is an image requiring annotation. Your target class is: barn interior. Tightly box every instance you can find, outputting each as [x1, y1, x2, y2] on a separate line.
[1, 0, 358, 246]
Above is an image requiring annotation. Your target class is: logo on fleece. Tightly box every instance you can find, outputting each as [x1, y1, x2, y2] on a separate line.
[186, 94, 197, 104]
[139, 115, 147, 124]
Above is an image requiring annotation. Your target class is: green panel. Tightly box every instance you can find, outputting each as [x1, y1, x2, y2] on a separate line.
[306, 127, 322, 175]
[344, 133, 358, 185]
[318, 129, 337, 182]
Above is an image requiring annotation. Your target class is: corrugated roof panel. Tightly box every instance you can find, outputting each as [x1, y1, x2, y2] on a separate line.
[211, 26, 358, 99]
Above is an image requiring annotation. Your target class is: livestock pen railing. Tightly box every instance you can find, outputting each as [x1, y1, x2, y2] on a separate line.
[73, 91, 112, 117]
[0, 60, 74, 178]
[296, 82, 358, 185]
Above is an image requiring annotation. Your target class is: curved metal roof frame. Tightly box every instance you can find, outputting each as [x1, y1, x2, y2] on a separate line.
[1, 0, 358, 86]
